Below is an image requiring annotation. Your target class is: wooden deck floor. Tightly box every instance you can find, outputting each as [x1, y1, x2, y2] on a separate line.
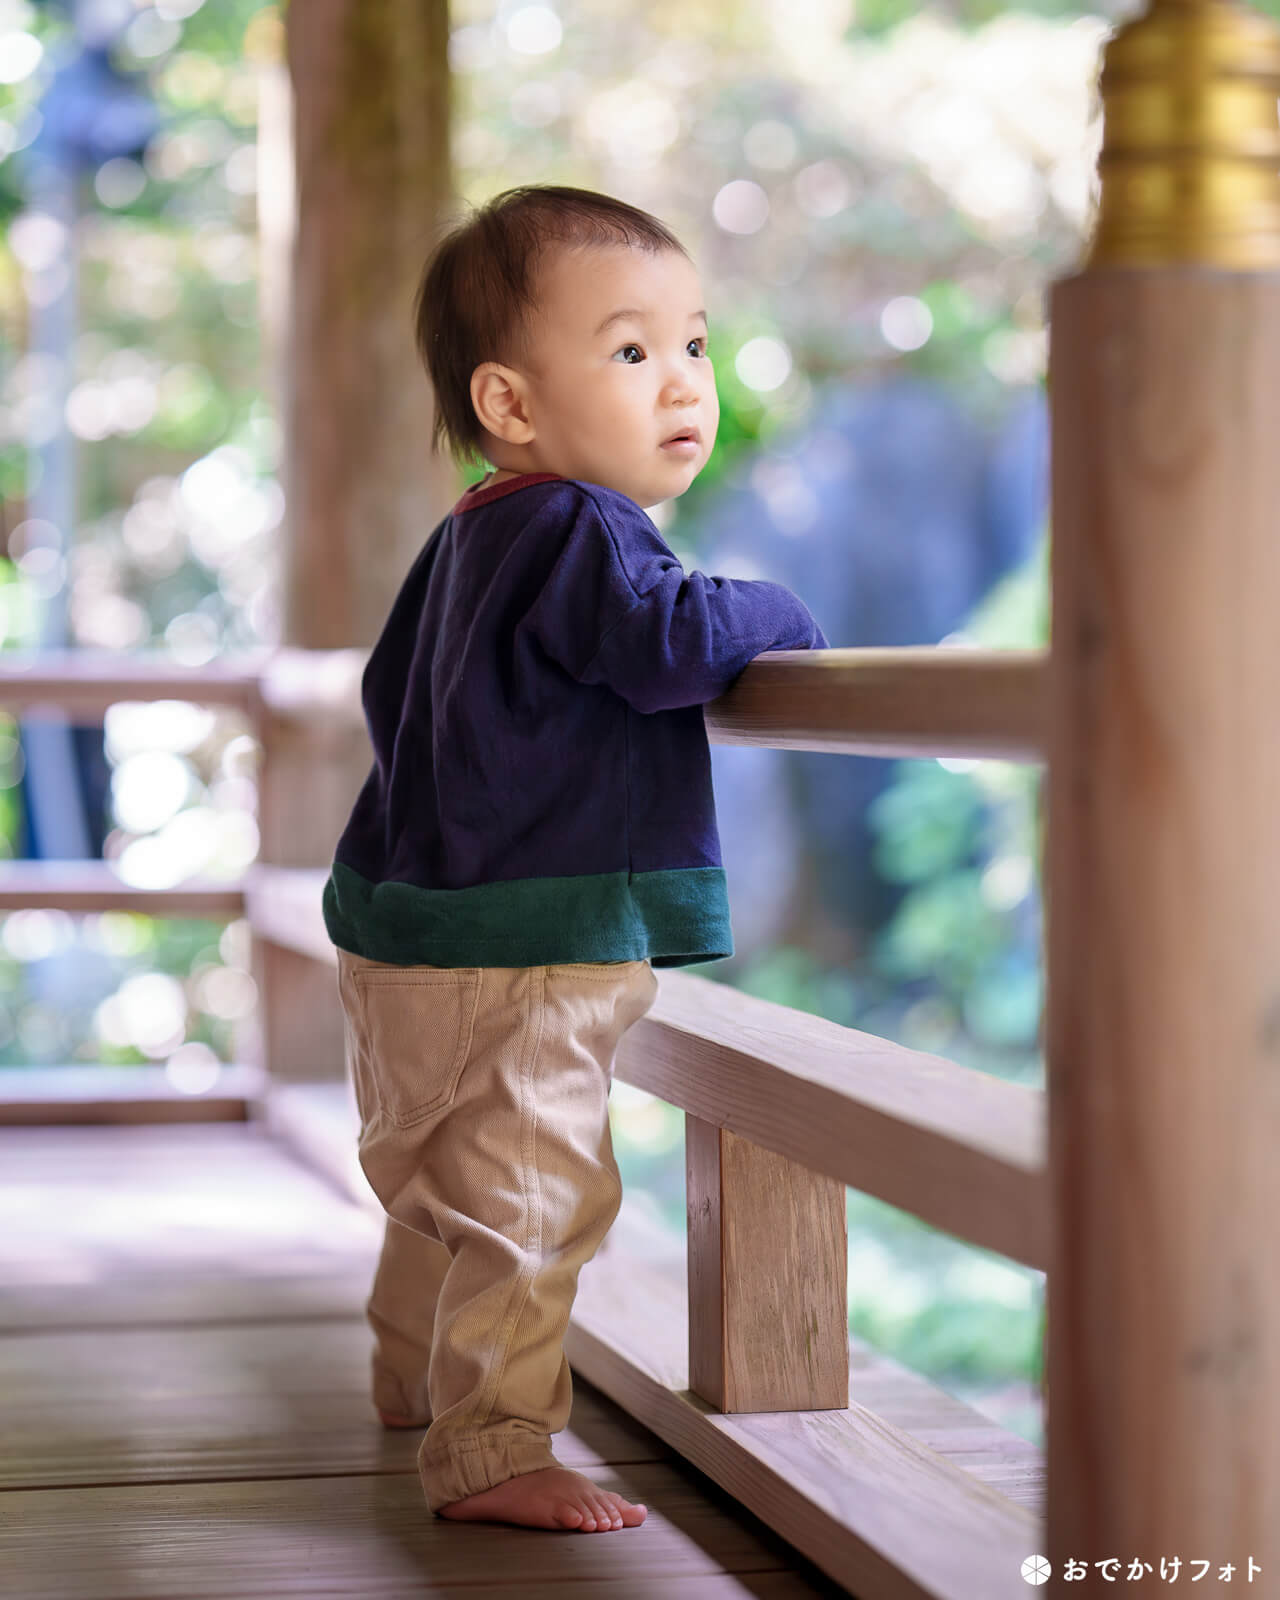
[0, 1121, 856, 1599]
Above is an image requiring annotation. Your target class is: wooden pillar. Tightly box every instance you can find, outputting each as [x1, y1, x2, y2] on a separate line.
[1045, 0, 1280, 1576]
[282, 0, 457, 648]
[255, 0, 456, 1080]
[686, 1114, 848, 1412]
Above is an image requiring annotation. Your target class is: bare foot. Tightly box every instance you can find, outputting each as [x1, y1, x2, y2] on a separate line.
[436, 1464, 647, 1531]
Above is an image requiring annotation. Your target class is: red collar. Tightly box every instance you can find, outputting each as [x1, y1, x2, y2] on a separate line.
[452, 471, 564, 514]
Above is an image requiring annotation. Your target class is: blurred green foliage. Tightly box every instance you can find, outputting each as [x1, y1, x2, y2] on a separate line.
[868, 531, 1048, 1067]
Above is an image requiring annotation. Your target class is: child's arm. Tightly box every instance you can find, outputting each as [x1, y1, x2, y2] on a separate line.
[575, 563, 827, 715]
[524, 489, 828, 715]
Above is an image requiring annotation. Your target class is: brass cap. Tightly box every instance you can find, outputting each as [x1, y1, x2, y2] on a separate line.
[1086, 0, 1280, 269]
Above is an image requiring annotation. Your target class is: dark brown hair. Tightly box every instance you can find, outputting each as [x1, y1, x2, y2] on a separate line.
[412, 185, 690, 470]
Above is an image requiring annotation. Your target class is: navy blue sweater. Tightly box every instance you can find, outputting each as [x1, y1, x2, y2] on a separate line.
[322, 471, 828, 968]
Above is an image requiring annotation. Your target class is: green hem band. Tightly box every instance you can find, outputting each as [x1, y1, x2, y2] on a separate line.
[322, 860, 734, 969]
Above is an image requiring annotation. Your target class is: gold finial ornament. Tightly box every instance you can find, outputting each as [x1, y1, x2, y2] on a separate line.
[1086, 0, 1280, 269]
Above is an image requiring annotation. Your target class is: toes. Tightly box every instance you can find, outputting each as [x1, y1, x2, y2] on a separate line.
[557, 1489, 642, 1532]
[591, 1496, 621, 1529]
[604, 1491, 640, 1525]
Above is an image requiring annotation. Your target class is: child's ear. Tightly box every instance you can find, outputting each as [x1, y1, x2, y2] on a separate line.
[470, 363, 534, 445]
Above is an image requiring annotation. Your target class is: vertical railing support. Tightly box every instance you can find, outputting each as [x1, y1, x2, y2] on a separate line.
[252, 698, 370, 1082]
[1046, 0, 1280, 1576]
[686, 1114, 848, 1412]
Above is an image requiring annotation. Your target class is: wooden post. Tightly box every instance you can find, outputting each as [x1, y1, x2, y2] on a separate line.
[255, 0, 456, 1081]
[1045, 0, 1280, 1575]
[686, 1113, 848, 1412]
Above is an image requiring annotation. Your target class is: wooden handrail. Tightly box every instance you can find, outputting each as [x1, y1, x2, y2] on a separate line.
[628, 962, 1046, 1271]
[0, 649, 269, 719]
[257, 642, 1047, 761]
[0, 645, 1046, 762]
[0, 860, 246, 915]
[708, 645, 1045, 761]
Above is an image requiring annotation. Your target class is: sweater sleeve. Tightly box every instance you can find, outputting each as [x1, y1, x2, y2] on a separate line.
[526, 485, 829, 716]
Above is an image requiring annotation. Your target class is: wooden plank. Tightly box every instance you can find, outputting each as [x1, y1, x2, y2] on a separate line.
[0, 1120, 674, 1493]
[0, 1322, 677, 1491]
[0, 1097, 250, 1126]
[0, 648, 268, 718]
[0, 1062, 263, 1125]
[0, 859, 245, 914]
[853, 1371, 1043, 1512]
[247, 871, 1047, 1269]
[705, 646, 1046, 761]
[0, 1124, 385, 1292]
[0, 1119, 328, 1175]
[0, 1119, 847, 1599]
[0, 1470, 848, 1599]
[0, 1272, 368, 1333]
[567, 1238, 1042, 1600]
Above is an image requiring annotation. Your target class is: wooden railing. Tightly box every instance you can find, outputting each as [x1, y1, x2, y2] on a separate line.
[0, 642, 1047, 1598]
[7, 0, 1278, 1580]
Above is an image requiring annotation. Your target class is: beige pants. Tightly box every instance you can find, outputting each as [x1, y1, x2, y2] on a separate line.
[335, 948, 659, 1513]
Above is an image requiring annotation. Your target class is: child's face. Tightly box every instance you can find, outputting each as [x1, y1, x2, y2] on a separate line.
[472, 243, 719, 511]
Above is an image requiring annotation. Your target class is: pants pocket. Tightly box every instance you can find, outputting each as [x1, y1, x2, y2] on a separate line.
[544, 959, 648, 976]
[350, 966, 482, 1129]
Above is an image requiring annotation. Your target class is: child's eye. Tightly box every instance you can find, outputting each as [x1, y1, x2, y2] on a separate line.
[613, 339, 710, 363]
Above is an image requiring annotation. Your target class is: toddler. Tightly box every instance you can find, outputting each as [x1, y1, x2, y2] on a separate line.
[323, 183, 828, 1532]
